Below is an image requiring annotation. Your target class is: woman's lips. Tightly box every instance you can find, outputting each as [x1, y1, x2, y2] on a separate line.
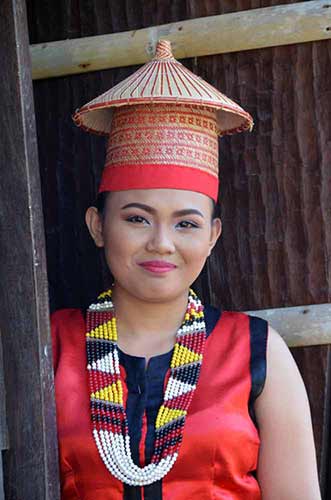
[138, 260, 177, 274]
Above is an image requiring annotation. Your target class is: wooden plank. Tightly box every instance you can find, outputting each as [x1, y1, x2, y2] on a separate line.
[290, 345, 331, 497]
[30, 0, 331, 80]
[0, 0, 60, 498]
[0, 332, 7, 500]
[0, 331, 9, 453]
[0, 455, 5, 500]
[246, 303, 331, 347]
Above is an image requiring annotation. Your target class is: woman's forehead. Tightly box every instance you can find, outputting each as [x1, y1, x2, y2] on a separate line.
[106, 189, 213, 211]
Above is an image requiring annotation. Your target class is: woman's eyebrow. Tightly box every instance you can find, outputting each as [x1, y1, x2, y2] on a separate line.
[121, 203, 205, 219]
[121, 202, 155, 213]
[173, 209, 205, 218]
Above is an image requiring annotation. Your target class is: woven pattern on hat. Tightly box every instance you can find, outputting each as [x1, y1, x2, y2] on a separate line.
[105, 104, 219, 177]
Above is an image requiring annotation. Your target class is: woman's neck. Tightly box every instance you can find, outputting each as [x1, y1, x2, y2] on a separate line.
[111, 284, 188, 359]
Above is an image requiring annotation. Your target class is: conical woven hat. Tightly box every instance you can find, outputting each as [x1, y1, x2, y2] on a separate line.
[73, 40, 253, 136]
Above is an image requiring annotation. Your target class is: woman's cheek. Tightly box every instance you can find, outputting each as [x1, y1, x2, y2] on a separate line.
[182, 238, 211, 261]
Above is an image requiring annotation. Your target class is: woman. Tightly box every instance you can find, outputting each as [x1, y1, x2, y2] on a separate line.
[52, 40, 321, 499]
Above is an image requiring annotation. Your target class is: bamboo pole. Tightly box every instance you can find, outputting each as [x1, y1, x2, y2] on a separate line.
[246, 303, 331, 347]
[31, 0, 331, 80]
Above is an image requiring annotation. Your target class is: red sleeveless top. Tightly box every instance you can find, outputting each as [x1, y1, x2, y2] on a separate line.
[51, 307, 267, 500]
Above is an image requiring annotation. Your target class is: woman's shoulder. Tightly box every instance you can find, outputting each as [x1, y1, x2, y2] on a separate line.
[50, 307, 86, 347]
[51, 307, 85, 326]
[50, 308, 86, 372]
[262, 325, 298, 383]
[209, 307, 269, 341]
[254, 324, 310, 423]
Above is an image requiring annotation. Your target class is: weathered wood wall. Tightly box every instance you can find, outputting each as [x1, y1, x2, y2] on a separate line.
[0, 1, 60, 498]
[26, 0, 331, 496]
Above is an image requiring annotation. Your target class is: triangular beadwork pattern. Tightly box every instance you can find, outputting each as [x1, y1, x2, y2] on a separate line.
[171, 362, 201, 384]
[86, 340, 116, 368]
[86, 288, 206, 485]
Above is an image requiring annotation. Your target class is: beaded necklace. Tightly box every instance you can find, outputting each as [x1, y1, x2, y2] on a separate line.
[86, 288, 206, 486]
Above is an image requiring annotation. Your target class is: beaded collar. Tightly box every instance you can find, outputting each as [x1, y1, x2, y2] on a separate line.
[86, 288, 206, 486]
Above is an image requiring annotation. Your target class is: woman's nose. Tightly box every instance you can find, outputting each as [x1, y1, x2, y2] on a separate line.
[145, 225, 176, 254]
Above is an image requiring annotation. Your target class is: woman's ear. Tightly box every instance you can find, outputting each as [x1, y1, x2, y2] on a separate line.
[85, 207, 104, 248]
[208, 217, 222, 256]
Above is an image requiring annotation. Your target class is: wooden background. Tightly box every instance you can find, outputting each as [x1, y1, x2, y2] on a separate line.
[26, 0, 331, 496]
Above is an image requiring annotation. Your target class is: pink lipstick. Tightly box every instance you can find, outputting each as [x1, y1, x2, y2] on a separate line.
[138, 260, 177, 274]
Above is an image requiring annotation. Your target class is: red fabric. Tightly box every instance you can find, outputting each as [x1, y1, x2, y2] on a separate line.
[98, 164, 219, 201]
[52, 309, 261, 499]
[139, 412, 147, 466]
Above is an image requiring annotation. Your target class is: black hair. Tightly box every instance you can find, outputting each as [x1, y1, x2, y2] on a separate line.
[95, 191, 109, 216]
[95, 191, 220, 220]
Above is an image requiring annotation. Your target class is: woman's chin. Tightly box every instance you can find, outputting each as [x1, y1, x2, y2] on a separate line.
[131, 281, 189, 304]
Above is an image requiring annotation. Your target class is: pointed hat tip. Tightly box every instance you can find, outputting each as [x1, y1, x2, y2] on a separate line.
[154, 39, 173, 60]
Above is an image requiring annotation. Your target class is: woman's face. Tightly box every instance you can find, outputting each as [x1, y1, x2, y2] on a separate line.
[86, 189, 222, 303]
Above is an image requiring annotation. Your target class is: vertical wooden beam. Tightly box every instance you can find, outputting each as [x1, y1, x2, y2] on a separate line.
[0, 332, 8, 500]
[0, 0, 60, 498]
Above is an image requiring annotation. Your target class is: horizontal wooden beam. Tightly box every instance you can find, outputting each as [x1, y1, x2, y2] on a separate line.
[31, 0, 331, 80]
[246, 303, 331, 347]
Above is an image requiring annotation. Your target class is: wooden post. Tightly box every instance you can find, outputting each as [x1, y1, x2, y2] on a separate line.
[0, 0, 60, 498]
[0, 334, 8, 500]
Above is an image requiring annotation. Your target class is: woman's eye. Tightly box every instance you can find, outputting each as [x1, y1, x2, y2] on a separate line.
[126, 215, 149, 225]
[177, 220, 199, 229]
